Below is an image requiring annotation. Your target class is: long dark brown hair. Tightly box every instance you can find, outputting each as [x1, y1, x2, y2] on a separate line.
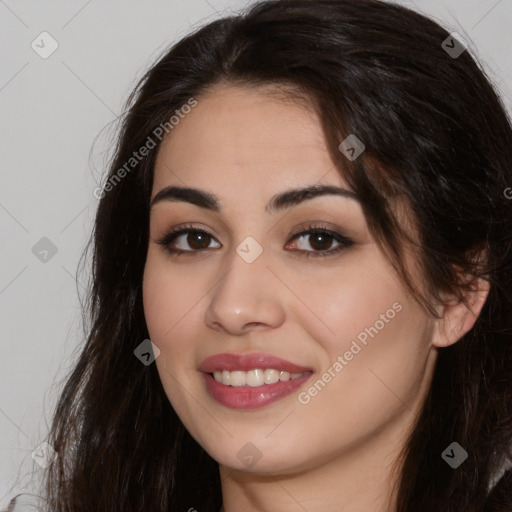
[7, 0, 512, 510]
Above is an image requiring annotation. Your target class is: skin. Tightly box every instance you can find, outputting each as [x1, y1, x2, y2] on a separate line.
[142, 83, 489, 512]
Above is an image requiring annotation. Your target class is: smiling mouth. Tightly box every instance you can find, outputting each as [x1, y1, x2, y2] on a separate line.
[199, 352, 314, 408]
[210, 369, 310, 387]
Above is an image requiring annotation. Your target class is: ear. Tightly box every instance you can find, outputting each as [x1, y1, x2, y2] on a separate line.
[432, 276, 490, 348]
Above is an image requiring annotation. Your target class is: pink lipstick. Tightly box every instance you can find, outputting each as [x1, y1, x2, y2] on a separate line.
[198, 353, 313, 409]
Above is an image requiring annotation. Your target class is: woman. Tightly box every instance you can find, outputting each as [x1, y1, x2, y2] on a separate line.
[9, 0, 512, 510]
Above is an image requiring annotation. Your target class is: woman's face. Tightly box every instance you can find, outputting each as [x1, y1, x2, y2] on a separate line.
[142, 83, 439, 474]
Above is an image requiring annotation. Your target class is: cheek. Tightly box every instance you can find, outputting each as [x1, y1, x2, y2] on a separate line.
[142, 253, 199, 396]
[142, 254, 207, 434]
[289, 252, 432, 418]
[286, 249, 409, 356]
[142, 250, 205, 342]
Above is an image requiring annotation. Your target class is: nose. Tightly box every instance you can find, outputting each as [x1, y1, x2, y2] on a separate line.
[204, 245, 286, 336]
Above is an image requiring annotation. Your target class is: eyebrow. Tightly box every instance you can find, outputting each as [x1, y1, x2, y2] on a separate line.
[150, 184, 359, 214]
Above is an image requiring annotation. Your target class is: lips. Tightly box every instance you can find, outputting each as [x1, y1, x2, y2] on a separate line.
[198, 352, 313, 409]
[198, 352, 312, 374]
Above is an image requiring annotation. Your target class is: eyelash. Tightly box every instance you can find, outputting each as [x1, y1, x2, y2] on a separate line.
[156, 223, 354, 259]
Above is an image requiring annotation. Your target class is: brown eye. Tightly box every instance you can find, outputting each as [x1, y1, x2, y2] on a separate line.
[156, 224, 354, 259]
[286, 225, 354, 258]
[307, 232, 336, 251]
[156, 227, 221, 255]
[290, 231, 340, 253]
[185, 231, 212, 250]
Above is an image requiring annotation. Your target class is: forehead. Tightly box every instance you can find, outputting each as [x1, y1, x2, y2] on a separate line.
[152, 83, 350, 195]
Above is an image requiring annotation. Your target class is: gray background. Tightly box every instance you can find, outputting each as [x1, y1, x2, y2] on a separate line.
[1, 0, 511, 507]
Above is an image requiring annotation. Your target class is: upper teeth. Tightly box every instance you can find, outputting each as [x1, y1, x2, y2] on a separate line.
[213, 369, 305, 387]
